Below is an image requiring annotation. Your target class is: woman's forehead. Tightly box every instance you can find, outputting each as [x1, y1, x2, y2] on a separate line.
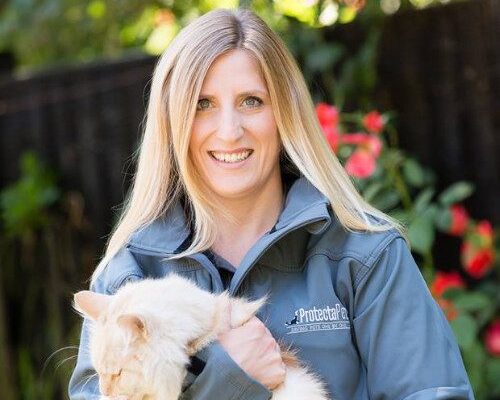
[201, 50, 268, 93]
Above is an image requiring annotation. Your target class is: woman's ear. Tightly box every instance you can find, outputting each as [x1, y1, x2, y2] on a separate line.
[73, 291, 111, 321]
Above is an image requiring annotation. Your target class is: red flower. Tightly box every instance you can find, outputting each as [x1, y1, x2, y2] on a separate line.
[316, 103, 340, 127]
[476, 220, 493, 245]
[345, 148, 376, 178]
[364, 135, 383, 158]
[342, 0, 366, 10]
[429, 271, 465, 322]
[460, 242, 494, 279]
[340, 132, 367, 145]
[460, 219, 496, 279]
[322, 125, 341, 153]
[430, 271, 465, 298]
[448, 205, 469, 236]
[362, 111, 385, 134]
[342, 134, 383, 179]
[485, 320, 500, 357]
[317, 103, 341, 153]
[341, 133, 383, 158]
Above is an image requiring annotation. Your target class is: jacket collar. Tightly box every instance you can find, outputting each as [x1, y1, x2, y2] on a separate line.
[127, 176, 331, 255]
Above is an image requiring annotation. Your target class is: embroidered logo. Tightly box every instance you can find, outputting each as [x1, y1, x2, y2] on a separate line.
[285, 304, 350, 334]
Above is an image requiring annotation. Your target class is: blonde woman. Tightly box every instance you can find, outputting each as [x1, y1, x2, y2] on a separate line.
[69, 7, 474, 400]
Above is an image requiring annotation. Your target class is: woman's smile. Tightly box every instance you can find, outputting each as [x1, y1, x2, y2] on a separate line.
[208, 149, 254, 167]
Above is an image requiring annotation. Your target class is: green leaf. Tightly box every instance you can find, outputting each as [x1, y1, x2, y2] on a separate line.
[477, 282, 500, 304]
[381, 148, 404, 168]
[370, 190, 400, 212]
[274, 0, 317, 24]
[486, 359, 500, 395]
[438, 182, 475, 206]
[434, 206, 452, 232]
[362, 182, 384, 202]
[0, 151, 59, 238]
[338, 145, 353, 159]
[423, 168, 437, 186]
[413, 188, 435, 214]
[442, 287, 467, 301]
[450, 313, 478, 350]
[402, 158, 426, 188]
[476, 304, 496, 328]
[408, 207, 436, 255]
[339, 5, 357, 23]
[87, 1, 106, 19]
[453, 293, 491, 313]
[461, 340, 487, 397]
[388, 209, 411, 225]
[305, 44, 343, 73]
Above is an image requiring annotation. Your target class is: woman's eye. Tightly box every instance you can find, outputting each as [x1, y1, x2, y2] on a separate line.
[196, 98, 211, 111]
[243, 96, 263, 108]
[196, 96, 263, 111]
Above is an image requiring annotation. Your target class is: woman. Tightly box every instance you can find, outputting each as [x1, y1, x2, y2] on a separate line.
[69, 7, 474, 400]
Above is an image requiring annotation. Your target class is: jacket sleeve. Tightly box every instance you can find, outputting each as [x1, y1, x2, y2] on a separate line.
[180, 342, 272, 400]
[68, 247, 144, 399]
[68, 247, 272, 400]
[352, 236, 475, 400]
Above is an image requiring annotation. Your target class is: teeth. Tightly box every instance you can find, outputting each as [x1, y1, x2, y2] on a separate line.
[210, 150, 252, 163]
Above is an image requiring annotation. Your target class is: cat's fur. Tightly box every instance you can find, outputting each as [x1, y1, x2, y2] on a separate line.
[74, 274, 329, 400]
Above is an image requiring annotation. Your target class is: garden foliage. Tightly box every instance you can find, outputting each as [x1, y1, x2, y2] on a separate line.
[317, 103, 500, 399]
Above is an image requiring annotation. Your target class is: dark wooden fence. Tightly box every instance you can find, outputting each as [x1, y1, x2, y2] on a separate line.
[0, 54, 156, 242]
[0, 54, 159, 398]
[376, 0, 500, 223]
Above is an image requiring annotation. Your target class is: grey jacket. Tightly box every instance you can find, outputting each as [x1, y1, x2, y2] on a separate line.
[69, 176, 475, 400]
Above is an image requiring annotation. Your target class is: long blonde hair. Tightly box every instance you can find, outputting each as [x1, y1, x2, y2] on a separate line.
[92, 7, 405, 283]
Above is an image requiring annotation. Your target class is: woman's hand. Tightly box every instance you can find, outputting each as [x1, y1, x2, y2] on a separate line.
[218, 317, 286, 390]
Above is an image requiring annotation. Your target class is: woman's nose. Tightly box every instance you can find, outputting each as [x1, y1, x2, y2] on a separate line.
[216, 107, 244, 142]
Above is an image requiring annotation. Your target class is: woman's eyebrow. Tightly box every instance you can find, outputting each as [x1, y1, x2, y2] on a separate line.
[238, 90, 269, 97]
[198, 90, 269, 98]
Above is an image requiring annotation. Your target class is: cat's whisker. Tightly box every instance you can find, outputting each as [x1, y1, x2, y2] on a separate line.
[80, 372, 99, 391]
[55, 355, 79, 371]
[42, 346, 80, 375]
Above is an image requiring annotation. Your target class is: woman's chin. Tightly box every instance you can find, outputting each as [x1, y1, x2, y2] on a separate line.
[208, 180, 257, 200]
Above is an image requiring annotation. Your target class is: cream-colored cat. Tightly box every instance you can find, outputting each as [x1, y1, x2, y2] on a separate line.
[74, 274, 329, 400]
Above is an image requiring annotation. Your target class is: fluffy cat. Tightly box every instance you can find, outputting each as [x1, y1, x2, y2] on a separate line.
[74, 274, 329, 400]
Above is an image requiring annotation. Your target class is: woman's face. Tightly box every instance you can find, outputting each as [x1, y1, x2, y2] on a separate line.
[189, 49, 281, 200]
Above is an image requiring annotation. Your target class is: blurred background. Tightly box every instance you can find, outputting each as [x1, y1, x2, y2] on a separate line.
[0, 0, 499, 398]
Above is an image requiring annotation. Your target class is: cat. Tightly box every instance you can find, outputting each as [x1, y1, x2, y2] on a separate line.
[74, 274, 329, 400]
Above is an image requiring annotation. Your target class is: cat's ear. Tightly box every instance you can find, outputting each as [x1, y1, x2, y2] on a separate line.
[229, 296, 267, 328]
[117, 314, 148, 342]
[73, 291, 111, 321]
